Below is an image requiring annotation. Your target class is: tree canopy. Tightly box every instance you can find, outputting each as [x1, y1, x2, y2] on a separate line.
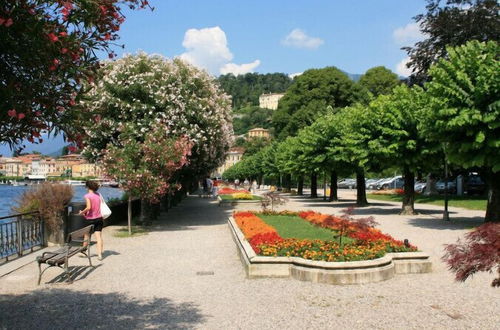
[272, 67, 366, 139]
[358, 66, 401, 98]
[80, 53, 233, 178]
[403, 0, 499, 83]
[0, 0, 150, 148]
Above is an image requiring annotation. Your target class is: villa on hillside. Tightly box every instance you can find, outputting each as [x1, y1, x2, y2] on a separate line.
[247, 128, 270, 139]
[258, 93, 284, 110]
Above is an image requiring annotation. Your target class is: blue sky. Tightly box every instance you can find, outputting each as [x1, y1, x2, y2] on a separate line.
[1, 0, 427, 156]
[116, 0, 426, 76]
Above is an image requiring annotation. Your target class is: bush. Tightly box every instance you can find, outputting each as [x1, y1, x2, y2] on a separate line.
[12, 183, 73, 231]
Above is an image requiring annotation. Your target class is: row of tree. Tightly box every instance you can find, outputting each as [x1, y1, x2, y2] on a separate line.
[224, 41, 499, 222]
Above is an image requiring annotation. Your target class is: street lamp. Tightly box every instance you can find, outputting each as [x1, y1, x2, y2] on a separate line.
[443, 143, 450, 221]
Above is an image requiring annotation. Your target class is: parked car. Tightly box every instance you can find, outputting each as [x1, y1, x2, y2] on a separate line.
[414, 181, 426, 193]
[337, 178, 356, 189]
[436, 178, 457, 194]
[465, 175, 486, 195]
[365, 178, 379, 189]
[367, 178, 386, 190]
[376, 176, 403, 190]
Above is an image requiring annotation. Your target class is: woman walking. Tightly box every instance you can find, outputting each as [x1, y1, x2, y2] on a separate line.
[78, 180, 104, 260]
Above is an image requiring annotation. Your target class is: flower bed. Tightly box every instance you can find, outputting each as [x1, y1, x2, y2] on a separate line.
[218, 187, 250, 195]
[233, 210, 417, 262]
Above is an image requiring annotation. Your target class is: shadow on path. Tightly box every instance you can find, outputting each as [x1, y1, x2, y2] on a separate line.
[406, 216, 484, 231]
[46, 264, 102, 284]
[141, 196, 233, 232]
[0, 289, 206, 329]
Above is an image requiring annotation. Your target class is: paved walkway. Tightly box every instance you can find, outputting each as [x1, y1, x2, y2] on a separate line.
[0, 191, 498, 329]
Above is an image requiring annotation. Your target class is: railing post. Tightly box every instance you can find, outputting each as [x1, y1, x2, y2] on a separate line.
[17, 215, 23, 257]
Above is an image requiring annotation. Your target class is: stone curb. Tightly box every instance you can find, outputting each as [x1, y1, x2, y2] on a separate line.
[228, 216, 432, 285]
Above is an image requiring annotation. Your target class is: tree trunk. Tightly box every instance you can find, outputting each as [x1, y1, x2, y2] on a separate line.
[310, 172, 318, 198]
[401, 166, 416, 215]
[297, 175, 304, 195]
[356, 169, 368, 206]
[139, 199, 153, 226]
[284, 173, 292, 192]
[128, 196, 132, 235]
[329, 170, 338, 202]
[485, 170, 500, 222]
[423, 173, 438, 195]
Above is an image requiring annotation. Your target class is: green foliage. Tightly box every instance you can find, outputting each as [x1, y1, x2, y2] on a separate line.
[358, 66, 401, 98]
[272, 67, 367, 139]
[233, 106, 274, 135]
[217, 73, 292, 109]
[242, 137, 272, 156]
[403, 0, 500, 83]
[422, 40, 499, 172]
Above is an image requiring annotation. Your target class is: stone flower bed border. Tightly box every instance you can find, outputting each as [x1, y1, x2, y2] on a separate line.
[218, 195, 262, 207]
[228, 216, 432, 285]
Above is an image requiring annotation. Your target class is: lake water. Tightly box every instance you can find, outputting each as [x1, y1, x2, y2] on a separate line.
[0, 185, 124, 218]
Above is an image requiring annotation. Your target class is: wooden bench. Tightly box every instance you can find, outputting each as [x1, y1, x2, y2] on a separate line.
[36, 225, 94, 285]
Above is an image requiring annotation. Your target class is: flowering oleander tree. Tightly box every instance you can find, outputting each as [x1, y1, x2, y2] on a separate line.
[103, 125, 193, 228]
[0, 0, 151, 148]
[80, 53, 233, 179]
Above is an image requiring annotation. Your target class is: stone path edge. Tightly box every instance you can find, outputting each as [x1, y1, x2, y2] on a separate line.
[228, 217, 432, 285]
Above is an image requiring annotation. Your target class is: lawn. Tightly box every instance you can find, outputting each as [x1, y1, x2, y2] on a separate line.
[219, 194, 262, 200]
[258, 214, 352, 243]
[113, 226, 149, 238]
[367, 193, 487, 211]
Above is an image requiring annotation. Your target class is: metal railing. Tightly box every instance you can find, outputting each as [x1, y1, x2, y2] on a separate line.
[0, 212, 44, 262]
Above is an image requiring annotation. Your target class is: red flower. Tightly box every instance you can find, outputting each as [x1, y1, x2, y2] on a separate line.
[47, 33, 58, 42]
[4, 18, 13, 27]
[59, 31, 68, 37]
[7, 109, 17, 117]
[0, 18, 5, 25]
[61, 48, 68, 54]
[17, 113, 25, 120]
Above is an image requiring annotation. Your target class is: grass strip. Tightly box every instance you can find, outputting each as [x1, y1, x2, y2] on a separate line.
[367, 193, 486, 211]
[258, 214, 353, 243]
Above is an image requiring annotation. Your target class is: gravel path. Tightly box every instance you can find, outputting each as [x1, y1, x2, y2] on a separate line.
[0, 191, 498, 329]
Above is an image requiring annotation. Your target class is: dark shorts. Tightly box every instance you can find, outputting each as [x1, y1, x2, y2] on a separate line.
[86, 218, 104, 233]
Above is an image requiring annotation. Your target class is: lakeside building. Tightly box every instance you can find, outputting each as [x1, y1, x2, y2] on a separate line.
[258, 93, 284, 110]
[0, 153, 103, 178]
[72, 163, 103, 178]
[247, 128, 270, 139]
[213, 147, 245, 178]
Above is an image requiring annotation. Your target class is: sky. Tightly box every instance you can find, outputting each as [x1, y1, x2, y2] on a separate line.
[1, 0, 428, 157]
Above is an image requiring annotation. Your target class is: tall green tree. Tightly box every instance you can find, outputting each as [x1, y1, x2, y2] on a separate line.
[272, 67, 366, 140]
[358, 66, 401, 98]
[422, 40, 500, 222]
[403, 0, 499, 83]
[366, 85, 439, 214]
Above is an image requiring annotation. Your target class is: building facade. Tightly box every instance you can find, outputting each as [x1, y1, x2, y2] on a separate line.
[213, 147, 245, 178]
[259, 93, 285, 110]
[247, 128, 270, 139]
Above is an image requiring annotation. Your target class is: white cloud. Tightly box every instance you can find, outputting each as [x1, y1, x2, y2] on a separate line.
[282, 29, 324, 49]
[178, 26, 260, 76]
[393, 22, 425, 45]
[220, 60, 261, 76]
[288, 72, 303, 79]
[395, 57, 413, 77]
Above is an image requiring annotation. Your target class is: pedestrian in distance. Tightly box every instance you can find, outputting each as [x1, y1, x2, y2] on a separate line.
[78, 180, 104, 261]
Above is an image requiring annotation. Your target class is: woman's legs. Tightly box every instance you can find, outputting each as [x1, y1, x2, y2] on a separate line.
[94, 231, 103, 258]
